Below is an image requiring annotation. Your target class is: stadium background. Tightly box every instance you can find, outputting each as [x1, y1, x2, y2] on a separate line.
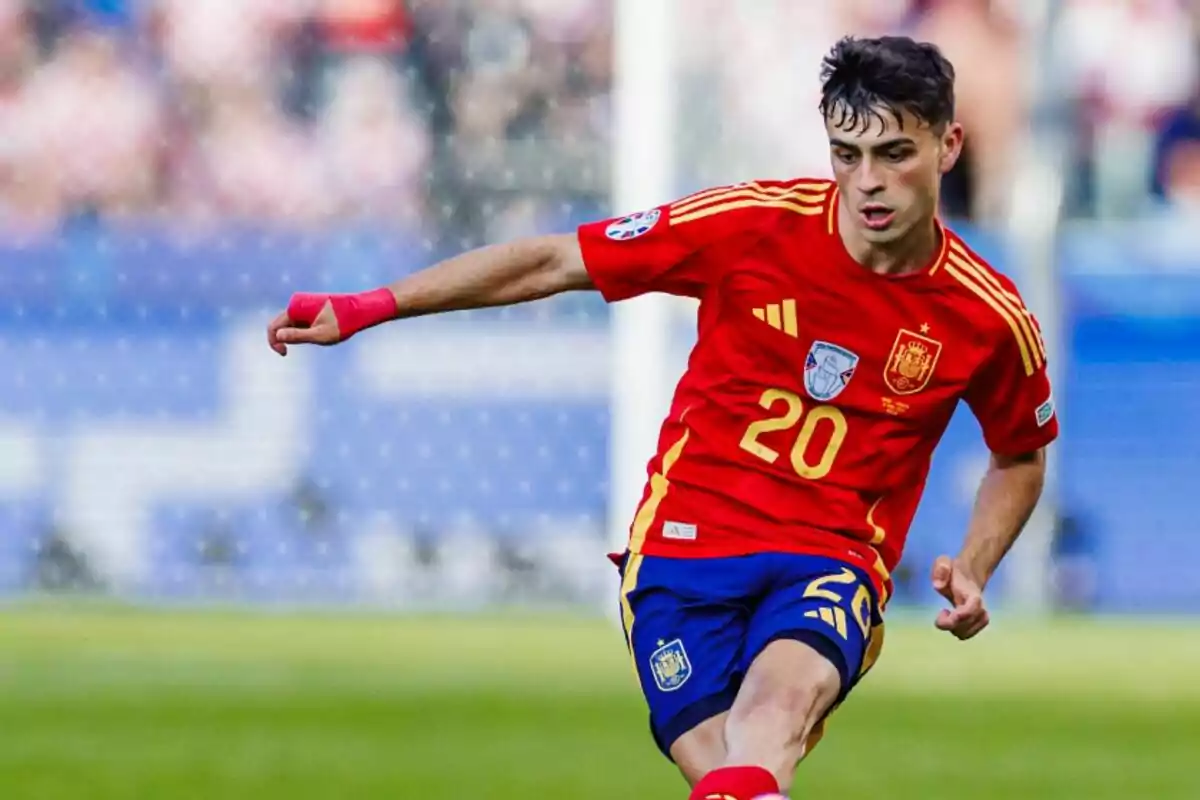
[1, 0, 1198, 797]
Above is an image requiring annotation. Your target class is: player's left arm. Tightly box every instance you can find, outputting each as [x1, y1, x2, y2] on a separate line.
[933, 311, 1059, 640]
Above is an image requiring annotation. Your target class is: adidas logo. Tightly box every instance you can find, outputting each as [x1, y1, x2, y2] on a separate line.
[751, 299, 798, 338]
[804, 606, 848, 639]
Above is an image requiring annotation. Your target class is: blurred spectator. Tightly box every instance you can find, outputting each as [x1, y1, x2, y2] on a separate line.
[1055, 0, 1197, 218]
[170, 79, 326, 230]
[315, 56, 431, 228]
[675, 0, 846, 186]
[316, 0, 414, 57]
[1152, 98, 1200, 210]
[0, 1, 58, 235]
[154, 0, 306, 101]
[309, 0, 418, 117]
[915, 0, 1028, 223]
[20, 24, 163, 225]
[1050, 512, 1097, 613]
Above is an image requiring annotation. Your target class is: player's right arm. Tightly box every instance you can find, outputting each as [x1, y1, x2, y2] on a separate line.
[268, 233, 589, 355]
[268, 190, 750, 355]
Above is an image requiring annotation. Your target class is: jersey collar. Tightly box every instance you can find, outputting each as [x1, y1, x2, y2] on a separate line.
[826, 186, 950, 281]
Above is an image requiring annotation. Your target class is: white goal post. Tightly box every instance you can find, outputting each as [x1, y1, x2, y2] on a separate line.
[606, 0, 679, 607]
[996, 0, 1068, 613]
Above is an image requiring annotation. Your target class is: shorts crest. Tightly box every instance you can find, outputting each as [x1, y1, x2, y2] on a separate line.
[649, 638, 692, 692]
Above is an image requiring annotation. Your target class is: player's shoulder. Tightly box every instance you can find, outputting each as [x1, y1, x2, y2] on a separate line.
[940, 226, 1025, 292]
[938, 225, 1036, 318]
[938, 224, 1047, 364]
[667, 176, 835, 231]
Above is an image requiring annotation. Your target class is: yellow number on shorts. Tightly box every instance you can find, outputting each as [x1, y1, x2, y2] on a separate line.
[739, 389, 847, 480]
[804, 569, 873, 638]
[850, 583, 872, 637]
[803, 568, 858, 602]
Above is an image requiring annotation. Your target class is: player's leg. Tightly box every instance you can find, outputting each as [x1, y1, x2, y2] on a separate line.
[616, 552, 760, 787]
[700, 554, 883, 795]
[668, 711, 728, 785]
[723, 638, 842, 788]
[685, 638, 839, 800]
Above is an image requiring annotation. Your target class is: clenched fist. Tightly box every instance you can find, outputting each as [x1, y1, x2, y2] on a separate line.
[931, 555, 990, 640]
[266, 288, 396, 356]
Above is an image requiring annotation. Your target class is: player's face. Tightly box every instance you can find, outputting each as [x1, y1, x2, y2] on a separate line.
[826, 105, 963, 246]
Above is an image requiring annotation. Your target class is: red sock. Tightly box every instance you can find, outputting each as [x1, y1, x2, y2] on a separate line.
[688, 765, 780, 800]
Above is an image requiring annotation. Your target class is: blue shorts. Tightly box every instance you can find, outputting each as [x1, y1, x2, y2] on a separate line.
[616, 551, 884, 758]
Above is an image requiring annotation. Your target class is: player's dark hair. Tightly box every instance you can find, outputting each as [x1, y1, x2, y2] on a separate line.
[819, 36, 956, 133]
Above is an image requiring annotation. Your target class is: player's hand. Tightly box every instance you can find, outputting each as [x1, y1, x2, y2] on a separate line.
[266, 294, 342, 356]
[931, 555, 989, 640]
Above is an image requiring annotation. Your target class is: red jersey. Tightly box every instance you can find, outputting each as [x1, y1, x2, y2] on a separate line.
[578, 178, 1059, 605]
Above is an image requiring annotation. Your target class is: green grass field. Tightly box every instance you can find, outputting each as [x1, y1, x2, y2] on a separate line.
[1, 605, 1198, 799]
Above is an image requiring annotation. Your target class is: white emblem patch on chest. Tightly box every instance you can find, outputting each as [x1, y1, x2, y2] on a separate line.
[804, 341, 860, 401]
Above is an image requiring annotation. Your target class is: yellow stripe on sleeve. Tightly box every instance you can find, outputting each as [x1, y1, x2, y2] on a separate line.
[945, 261, 1036, 376]
[947, 246, 1044, 368]
[826, 187, 839, 236]
[671, 181, 830, 216]
[672, 197, 825, 226]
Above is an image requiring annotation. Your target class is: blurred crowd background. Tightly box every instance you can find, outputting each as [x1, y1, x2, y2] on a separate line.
[2, 0, 1199, 615]
[4, 0, 1200, 241]
[0, 0, 613, 247]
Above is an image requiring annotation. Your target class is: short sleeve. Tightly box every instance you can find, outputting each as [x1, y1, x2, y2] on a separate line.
[964, 323, 1059, 457]
[577, 196, 753, 302]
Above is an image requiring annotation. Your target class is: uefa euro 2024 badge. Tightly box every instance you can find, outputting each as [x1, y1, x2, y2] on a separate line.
[605, 208, 661, 241]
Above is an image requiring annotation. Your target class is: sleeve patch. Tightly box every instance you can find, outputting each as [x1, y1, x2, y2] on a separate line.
[604, 208, 662, 241]
[1036, 395, 1055, 427]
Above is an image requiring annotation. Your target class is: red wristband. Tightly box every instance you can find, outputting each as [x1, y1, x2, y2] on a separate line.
[286, 288, 397, 340]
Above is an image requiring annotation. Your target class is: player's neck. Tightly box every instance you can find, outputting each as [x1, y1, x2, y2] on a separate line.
[838, 208, 942, 278]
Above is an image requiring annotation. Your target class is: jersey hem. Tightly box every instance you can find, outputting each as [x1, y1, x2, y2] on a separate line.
[620, 536, 894, 608]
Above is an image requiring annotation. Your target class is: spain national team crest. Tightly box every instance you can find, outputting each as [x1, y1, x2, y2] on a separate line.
[804, 341, 859, 401]
[649, 639, 692, 692]
[885, 329, 943, 395]
[605, 208, 661, 241]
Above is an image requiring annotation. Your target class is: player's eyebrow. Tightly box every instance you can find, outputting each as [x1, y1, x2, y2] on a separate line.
[829, 137, 916, 152]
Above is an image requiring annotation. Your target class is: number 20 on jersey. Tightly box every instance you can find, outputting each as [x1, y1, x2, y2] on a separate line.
[739, 388, 847, 479]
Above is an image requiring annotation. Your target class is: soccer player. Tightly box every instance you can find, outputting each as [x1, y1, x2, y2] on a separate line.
[267, 35, 1057, 799]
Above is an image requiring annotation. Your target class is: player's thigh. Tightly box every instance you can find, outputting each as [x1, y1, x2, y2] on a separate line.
[727, 637, 841, 760]
[616, 553, 755, 764]
[739, 555, 884, 750]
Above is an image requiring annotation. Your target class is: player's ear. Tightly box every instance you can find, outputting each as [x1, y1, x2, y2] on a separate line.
[937, 122, 964, 175]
